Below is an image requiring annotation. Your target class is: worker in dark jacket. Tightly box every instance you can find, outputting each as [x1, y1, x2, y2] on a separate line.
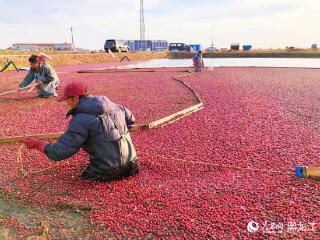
[21, 82, 140, 181]
[19, 54, 59, 98]
[193, 51, 204, 72]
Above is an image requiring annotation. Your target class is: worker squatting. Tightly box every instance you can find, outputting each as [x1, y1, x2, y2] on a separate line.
[19, 53, 59, 98]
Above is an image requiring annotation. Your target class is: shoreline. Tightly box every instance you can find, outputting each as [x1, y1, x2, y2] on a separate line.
[1, 51, 320, 71]
[170, 51, 320, 59]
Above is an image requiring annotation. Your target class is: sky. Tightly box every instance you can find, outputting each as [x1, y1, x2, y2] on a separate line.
[0, 0, 319, 50]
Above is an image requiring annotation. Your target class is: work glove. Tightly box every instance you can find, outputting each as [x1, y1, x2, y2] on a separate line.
[20, 137, 48, 154]
[127, 124, 134, 130]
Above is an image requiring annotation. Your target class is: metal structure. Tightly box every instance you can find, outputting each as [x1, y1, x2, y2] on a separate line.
[211, 27, 214, 47]
[71, 27, 75, 50]
[125, 40, 168, 51]
[140, 0, 145, 40]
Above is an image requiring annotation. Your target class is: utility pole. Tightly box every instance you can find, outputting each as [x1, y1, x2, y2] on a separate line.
[71, 27, 75, 50]
[211, 27, 214, 47]
[140, 0, 145, 40]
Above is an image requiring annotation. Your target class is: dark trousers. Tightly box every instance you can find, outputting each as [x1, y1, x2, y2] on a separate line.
[81, 159, 140, 182]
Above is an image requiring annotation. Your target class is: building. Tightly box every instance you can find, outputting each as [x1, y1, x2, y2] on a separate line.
[12, 43, 74, 51]
[124, 40, 168, 52]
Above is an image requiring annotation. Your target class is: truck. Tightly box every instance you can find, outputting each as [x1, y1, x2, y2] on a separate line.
[230, 43, 240, 51]
[104, 39, 129, 52]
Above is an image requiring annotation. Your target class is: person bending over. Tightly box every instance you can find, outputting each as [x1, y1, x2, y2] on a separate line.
[19, 54, 59, 98]
[21, 82, 140, 181]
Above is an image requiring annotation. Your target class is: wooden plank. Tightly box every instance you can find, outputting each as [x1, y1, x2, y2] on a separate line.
[156, 106, 204, 128]
[0, 132, 64, 144]
[174, 73, 194, 78]
[172, 77, 203, 104]
[306, 167, 320, 178]
[147, 73, 205, 129]
[0, 84, 38, 96]
[129, 124, 149, 132]
[78, 69, 156, 73]
[148, 103, 203, 129]
[78, 68, 192, 74]
[0, 124, 148, 145]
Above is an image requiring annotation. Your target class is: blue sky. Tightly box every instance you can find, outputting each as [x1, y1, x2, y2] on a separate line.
[0, 0, 319, 50]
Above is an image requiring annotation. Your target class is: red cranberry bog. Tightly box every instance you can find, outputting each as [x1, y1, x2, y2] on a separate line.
[0, 65, 319, 239]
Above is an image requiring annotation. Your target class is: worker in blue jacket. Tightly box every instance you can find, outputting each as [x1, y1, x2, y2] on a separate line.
[21, 82, 140, 181]
[19, 54, 59, 98]
[193, 51, 204, 72]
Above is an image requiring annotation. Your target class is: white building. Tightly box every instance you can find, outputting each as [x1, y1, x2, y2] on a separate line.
[12, 43, 74, 51]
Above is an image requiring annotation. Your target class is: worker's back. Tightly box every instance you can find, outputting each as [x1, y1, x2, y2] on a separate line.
[45, 95, 138, 176]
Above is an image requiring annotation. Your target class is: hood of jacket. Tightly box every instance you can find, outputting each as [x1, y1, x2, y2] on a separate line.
[67, 95, 116, 117]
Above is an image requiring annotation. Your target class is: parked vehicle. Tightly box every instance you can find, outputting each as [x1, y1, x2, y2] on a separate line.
[125, 40, 168, 52]
[189, 44, 201, 52]
[231, 43, 240, 51]
[311, 44, 318, 49]
[205, 46, 218, 52]
[104, 39, 129, 52]
[169, 43, 192, 52]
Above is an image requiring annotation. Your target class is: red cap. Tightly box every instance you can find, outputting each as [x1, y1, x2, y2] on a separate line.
[37, 56, 46, 62]
[58, 82, 88, 102]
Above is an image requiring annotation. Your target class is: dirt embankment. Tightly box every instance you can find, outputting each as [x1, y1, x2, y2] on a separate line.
[0, 51, 169, 68]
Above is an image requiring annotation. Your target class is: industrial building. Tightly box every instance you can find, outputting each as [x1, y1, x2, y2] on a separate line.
[12, 43, 74, 51]
[125, 40, 168, 52]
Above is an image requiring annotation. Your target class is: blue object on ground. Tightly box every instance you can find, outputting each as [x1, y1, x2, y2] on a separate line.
[295, 166, 306, 178]
[243, 45, 252, 51]
[189, 44, 201, 52]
